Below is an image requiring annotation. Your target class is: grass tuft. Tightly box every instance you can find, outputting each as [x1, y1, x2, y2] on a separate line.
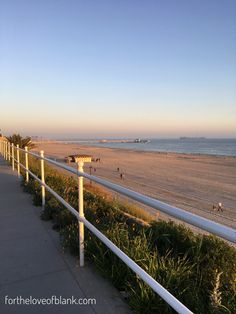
[19, 156, 236, 313]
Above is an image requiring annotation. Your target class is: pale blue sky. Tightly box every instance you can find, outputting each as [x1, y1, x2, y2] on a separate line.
[0, 0, 236, 138]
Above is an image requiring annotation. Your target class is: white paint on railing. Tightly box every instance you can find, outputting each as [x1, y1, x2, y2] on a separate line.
[16, 144, 20, 178]
[1, 141, 236, 314]
[16, 161, 193, 314]
[25, 146, 29, 182]
[8, 142, 10, 161]
[11, 143, 14, 171]
[18, 147, 236, 244]
[40, 150, 45, 209]
[77, 161, 85, 267]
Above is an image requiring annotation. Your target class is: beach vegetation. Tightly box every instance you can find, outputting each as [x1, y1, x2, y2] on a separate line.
[19, 155, 236, 314]
[7, 133, 36, 149]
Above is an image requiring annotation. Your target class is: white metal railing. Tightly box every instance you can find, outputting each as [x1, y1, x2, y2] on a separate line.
[1, 140, 236, 314]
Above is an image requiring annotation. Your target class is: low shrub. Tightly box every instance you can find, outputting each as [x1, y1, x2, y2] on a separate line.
[19, 156, 236, 313]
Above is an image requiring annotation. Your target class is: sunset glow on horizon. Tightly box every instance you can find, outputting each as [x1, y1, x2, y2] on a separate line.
[1, 0, 236, 138]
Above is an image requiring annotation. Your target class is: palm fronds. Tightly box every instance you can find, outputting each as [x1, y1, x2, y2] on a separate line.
[6, 133, 36, 150]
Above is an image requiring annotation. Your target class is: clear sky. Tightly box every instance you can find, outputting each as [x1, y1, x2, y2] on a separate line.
[0, 0, 236, 138]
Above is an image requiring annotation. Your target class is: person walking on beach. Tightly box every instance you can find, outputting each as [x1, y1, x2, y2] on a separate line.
[213, 202, 224, 212]
[120, 173, 124, 180]
[217, 202, 223, 212]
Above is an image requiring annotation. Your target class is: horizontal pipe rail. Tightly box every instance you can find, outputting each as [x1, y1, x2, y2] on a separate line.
[2, 141, 236, 313]
[18, 147, 236, 244]
[18, 162, 192, 314]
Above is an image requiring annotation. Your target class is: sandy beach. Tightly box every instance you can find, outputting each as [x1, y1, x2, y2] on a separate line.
[32, 142, 236, 230]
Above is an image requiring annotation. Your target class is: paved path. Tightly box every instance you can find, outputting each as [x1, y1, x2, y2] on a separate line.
[0, 157, 131, 314]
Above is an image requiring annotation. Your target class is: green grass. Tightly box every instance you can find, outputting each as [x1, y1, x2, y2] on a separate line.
[19, 156, 236, 314]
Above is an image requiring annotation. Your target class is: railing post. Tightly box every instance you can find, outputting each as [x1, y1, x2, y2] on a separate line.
[40, 150, 45, 208]
[8, 142, 11, 161]
[78, 161, 85, 267]
[5, 141, 8, 160]
[16, 144, 20, 177]
[25, 146, 29, 182]
[6, 141, 8, 160]
[11, 143, 14, 171]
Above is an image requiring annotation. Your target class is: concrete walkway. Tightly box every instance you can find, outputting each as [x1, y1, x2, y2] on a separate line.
[0, 157, 131, 314]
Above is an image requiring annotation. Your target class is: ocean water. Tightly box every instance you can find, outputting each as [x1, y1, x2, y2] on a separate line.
[59, 138, 236, 157]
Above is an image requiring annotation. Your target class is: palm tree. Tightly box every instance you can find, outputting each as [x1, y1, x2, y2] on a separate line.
[6, 134, 36, 150]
